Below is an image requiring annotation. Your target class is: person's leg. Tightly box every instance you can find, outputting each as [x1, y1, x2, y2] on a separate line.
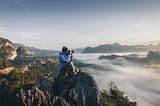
[70, 62, 76, 73]
[70, 62, 79, 75]
[60, 63, 69, 76]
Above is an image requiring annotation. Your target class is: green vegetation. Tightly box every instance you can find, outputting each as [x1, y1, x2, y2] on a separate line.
[29, 57, 59, 77]
[0, 55, 60, 106]
[0, 46, 13, 69]
[0, 56, 59, 94]
[101, 82, 137, 106]
[0, 69, 41, 94]
[0, 44, 15, 58]
[0, 58, 11, 69]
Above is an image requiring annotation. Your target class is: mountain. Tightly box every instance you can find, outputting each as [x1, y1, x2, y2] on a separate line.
[132, 44, 160, 52]
[73, 48, 84, 53]
[99, 51, 160, 67]
[0, 37, 137, 106]
[83, 43, 148, 53]
[14, 43, 58, 56]
[0, 37, 17, 70]
[16, 46, 34, 57]
[16, 71, 102, 106]
[0, 37, 17, 60]
[83, 43, 160, 53]
[54, 71, 102, 106]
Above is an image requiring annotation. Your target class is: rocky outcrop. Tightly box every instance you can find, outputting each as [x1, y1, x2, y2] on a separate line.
[0, 37, 17, 60]
[146, 51, 160, 61]
[54, 71, 102, 106]
[16, 75, 54, 106]
[144, 51, 160, 65]
[16, 70, 102, 106]
[14, 43, 58, 57]
[99, 51, 160, 66]
[16, 46, 34, 57]
[99, 54, 121, 60]
[0, 67, 14, 74]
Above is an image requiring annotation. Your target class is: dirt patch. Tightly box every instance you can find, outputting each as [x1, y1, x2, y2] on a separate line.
[0, 67, 14, 74]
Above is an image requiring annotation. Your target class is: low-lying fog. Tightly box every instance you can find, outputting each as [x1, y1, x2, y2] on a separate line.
[74, 52, 160, 106]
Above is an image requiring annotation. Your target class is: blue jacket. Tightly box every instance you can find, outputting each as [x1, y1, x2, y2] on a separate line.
[59, 52, 73, 68]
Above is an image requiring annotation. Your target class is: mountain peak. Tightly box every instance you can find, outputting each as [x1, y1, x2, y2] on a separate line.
[16, 46, 34, 57]
[54, 71, 102, 106]
[16, 70, 102, 106]
[112, 42, 121, 46]
[0, 37, 17, 60]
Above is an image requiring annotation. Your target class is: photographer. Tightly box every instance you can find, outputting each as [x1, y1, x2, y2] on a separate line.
[59, 46, 75, 76]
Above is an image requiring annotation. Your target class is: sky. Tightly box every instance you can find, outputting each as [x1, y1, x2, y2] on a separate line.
[0, 0, 160, 50]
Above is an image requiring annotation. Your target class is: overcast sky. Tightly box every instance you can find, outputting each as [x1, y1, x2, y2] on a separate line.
[0, 0, 160, 50]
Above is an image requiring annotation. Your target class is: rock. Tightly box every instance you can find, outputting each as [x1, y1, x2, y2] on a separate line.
[146, 51, 160, 61]
[16, 46, 34, 57]
[54, 71, 102, 106]
[53, 96, 70, 106]
[16, 70, 102, 106]
[99, 54, 121, 60]
[16, 75, 54, 106]
[0, 37, 17, 60]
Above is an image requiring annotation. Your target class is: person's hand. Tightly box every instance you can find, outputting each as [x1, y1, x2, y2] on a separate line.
[70, 52, 74, 56]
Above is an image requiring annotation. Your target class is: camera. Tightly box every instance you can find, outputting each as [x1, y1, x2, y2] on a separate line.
[67, 50, 74, 55]
[71, 50, 74, 53]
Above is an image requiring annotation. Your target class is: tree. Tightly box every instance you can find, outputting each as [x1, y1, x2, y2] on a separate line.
[101, 82, 137, 106]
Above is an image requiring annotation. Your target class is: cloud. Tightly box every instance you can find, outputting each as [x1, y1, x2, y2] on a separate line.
[133, 23, 144, 29]
[75, 53, 160, 106]
[0, 26, 42, 47]
[0, 27, 8, 33]
[0, 27, 40, 38]
[19, 32, 40, 39]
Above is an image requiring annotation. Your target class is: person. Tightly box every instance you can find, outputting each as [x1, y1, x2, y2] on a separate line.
[59, 46, 76, 76]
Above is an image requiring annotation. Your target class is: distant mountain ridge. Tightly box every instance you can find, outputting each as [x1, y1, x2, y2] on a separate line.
[99, 51, 160, 65]
[83, 43, 160, 53]
[14, 43, 58, 56]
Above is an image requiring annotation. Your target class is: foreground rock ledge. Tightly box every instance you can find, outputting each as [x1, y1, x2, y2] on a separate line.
[16, 71, 102, 106]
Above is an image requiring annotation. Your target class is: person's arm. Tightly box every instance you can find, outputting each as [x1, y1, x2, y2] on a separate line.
[69, 52, 74, 63]
[70, 55, 73, 63]
[60, 54, 70, 62]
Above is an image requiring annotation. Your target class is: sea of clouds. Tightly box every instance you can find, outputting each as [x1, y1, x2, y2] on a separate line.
[75, 53, 160, 106]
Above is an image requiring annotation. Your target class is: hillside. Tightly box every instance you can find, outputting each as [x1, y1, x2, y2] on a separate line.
[14, 43, 58, 56]
[0, 37, 17, 60]
[0, 37, 17, 70]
